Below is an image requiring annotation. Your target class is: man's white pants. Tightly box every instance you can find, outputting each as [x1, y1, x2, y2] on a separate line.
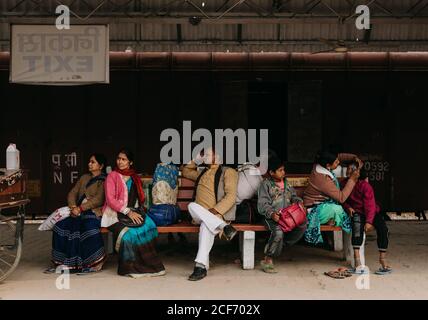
[188, 202, 225, 269]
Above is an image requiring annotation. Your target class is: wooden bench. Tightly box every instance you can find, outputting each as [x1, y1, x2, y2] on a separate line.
[101, 173, 352, 270]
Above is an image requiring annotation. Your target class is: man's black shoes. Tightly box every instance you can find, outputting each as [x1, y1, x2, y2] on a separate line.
[222, 224, 238, 241]
[188, 267, 207, 281]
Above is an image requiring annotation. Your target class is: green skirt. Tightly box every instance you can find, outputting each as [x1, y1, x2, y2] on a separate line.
[304, 202, 352, 245]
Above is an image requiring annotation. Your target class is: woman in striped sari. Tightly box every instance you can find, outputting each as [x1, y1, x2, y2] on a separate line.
[47, 154, 108, 274]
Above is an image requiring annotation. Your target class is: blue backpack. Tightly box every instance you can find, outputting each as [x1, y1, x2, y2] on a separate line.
[147, 204, 181, 226]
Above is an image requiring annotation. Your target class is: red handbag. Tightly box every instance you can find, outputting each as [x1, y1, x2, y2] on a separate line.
[278, 203, 307, 233]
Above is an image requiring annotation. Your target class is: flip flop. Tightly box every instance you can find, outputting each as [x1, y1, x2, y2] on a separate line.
[127, 270, 167, 279]
[43, 267, 57, 274]
[260, 260, 278, 274]
[76, 268, 101, 276]
[375, 267, 393, 275]
[324, 271, 346, 279]
[336, 267, 353, 277]
[44, 266, 80, 274]
[325, 268, 353, 278]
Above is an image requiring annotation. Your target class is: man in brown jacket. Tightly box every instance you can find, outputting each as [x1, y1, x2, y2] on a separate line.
[182, 148, 238, 281]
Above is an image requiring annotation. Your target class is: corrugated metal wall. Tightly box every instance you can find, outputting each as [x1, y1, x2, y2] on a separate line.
[1, 0, 428, 51]
[2, 22, 428, 52]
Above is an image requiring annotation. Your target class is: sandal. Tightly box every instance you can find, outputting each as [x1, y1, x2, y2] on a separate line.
[336, 267, 353, 277]
[127, 270, 167, 279]
[324, 267, 353, 279]
[43, 267, 57, 274]
[76, 268, 101, 276]
[324, 270, 346, 279]
[375, 266, 393, 275]
[260, 260, 278, 274]
[44, 266, 80, 274]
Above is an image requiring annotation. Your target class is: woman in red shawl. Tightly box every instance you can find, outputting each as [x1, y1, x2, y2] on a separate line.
[103, 148, 165, 278]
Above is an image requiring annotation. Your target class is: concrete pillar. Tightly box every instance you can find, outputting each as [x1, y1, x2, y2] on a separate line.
[239, 231, 256, 270]
[333, 230, 343, 252]
[343, 231, 353, 263]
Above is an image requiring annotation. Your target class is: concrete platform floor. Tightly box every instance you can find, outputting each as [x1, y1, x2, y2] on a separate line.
[0, 221, 428, 300]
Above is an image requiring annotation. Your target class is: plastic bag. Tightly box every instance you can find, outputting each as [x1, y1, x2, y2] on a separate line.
[38, 206, 71, 231]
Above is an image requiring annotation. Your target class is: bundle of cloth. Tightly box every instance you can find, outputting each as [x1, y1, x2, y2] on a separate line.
[147, 163, 181, 226]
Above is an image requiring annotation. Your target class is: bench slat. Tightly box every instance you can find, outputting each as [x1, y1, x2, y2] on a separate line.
[179, 177, 196, 187]
[177, 191, 194, 199]
[100, 224, 341, 234]
[319, 225, 342, 232]
[157, 223, 268, 233]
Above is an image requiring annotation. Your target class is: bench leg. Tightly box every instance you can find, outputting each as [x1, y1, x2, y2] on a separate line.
[333, 230, 343, 252]
[343, 231, 353, 263]
[103, 232, 114, 255]
[239, 231, 255, 270]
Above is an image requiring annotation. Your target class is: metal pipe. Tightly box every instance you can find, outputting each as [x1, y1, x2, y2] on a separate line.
[2, 51, 428, 71]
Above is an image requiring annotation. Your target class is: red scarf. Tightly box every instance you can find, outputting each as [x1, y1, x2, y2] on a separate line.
[114, 168, 145, 206]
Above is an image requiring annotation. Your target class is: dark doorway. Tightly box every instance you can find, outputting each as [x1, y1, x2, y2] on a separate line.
[247, 80, 288, 161]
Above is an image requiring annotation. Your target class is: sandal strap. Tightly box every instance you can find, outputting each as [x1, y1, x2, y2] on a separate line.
[325, 271, 345, 279]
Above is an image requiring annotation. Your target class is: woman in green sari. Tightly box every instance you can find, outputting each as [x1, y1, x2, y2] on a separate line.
[303, 150, 362, 244]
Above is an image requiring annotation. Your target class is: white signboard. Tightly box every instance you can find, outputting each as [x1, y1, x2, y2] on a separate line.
[10, 24, 109, 85]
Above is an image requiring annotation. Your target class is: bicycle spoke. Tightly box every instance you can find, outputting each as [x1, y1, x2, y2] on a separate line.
[0, 257, 13, 268]
[0, 250, 17, 259]
[0, 244, 16, 249]
[0, 200, 27, 282]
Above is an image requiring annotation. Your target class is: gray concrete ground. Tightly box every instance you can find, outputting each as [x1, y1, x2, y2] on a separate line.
[0, 221, 428, 300]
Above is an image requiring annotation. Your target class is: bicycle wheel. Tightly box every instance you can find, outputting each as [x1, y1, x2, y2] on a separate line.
[0, 217, 23, 282]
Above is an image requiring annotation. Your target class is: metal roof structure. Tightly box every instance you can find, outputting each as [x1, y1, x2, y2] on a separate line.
[1, 0, 428, 52]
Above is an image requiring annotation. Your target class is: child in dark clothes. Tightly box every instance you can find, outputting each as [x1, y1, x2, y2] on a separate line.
[343, 164, 392, 275]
